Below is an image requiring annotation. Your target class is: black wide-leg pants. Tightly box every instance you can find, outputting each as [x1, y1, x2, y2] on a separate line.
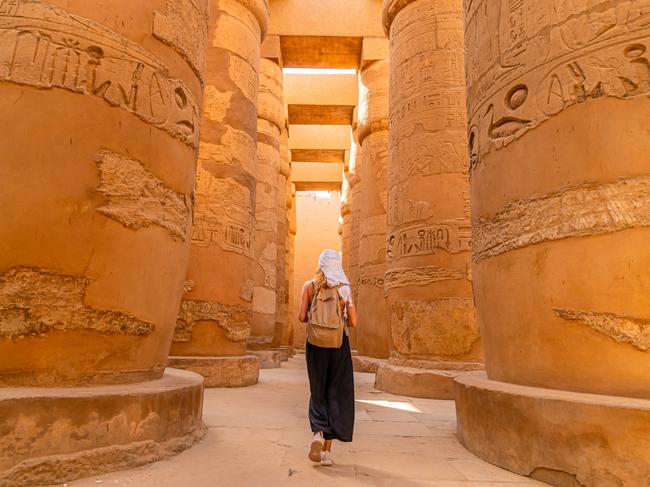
[305, 334, 355, 442]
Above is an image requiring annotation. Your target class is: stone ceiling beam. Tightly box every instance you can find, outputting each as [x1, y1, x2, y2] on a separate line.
[280, 36, 362, 68]
[291, 149, 346, 163]
[288, 104, 354, 125]
[288, 124, 351, 150]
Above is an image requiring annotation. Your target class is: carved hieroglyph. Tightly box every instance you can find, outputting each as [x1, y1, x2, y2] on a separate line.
[384, 0, 478, 365]
[173, 0, 268, 358]
[0, 0, 201, 147]
[356, 58, 391, 359]
[467, 0, 650, 397]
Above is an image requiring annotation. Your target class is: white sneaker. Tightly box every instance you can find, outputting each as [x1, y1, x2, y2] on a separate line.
[320, 450, 333, 466]
[308, 432, 323, 462]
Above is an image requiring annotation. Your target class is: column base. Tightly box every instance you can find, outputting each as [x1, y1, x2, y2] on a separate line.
[455, 371, 650, 487]
[168, 355, 259, 387]
[352, 355, 387, 373]
[375, 362, 482, 399]
[273, 347, 290, 362]
[248, 350, 282, 369]
[0, 369, 206, 487]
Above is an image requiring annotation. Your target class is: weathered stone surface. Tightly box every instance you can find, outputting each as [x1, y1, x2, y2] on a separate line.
[153, 0, 209, 81]
[455, 372, 650, 487]
[474, 176, 650, 262]
[96, 150, 192, 241]
[390, 298, 479, 357]
[0, 369, 206, 487]
[555, 308, 650, 352]
[380, 0, 480, 399]
[168, 355, 258, 387]
[0, 267, 153, 340]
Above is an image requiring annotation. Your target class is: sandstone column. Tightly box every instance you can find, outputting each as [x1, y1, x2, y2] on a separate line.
[340, 178, 353, 278]
[354, 42, 391, 370]
[376, 0, 482, 399]
[271, 124, 292, 355]
[347, 137, 363, 306]
[248, 56, 285, 368]
[169, 0, 269, 388]
[0, 0, 209, 484]
[455, 1, 650, 484]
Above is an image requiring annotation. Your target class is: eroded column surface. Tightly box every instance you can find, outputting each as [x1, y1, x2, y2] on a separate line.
[249, 58, 284, 367]
[0, 0, 209, 483]
[376, 0, 481, 399]
[169, 0, 269, 387]
[272, 125, 291, 350]
[356, 59, 390, 360]
[456, 1, 650, 484]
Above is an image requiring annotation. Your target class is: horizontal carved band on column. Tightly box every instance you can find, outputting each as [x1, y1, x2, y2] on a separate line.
[0, 0, 201, 147]
[387, 220, 471, 261]
[473, 175, 650, 262]
[384, 266, 468, 291]
[0, 267, 154, 338]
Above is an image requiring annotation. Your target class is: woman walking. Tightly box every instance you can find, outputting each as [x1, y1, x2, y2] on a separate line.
[298, 249, 357, 466]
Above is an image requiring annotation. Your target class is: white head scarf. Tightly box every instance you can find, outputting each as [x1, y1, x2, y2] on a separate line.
[318, 249, 352, 303]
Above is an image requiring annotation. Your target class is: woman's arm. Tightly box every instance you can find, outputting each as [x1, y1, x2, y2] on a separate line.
[298, 281, 313, 323]
[346, 298, 357, 328]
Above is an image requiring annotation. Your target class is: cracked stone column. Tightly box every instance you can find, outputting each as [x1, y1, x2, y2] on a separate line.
[0, 0, 209, 484]
[376, 0, 482, 399]
[340, 172, 352, 279]
[455, 1, 650, 484]
[169, 0, 269, 388]
[354, 40, 391, 371]
[248, 56, 285, 368]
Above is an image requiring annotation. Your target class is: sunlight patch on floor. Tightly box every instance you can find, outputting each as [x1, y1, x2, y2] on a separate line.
[356, 399, 422, 413]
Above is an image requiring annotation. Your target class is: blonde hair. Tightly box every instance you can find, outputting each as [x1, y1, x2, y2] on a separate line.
[312, 269, 327, 290]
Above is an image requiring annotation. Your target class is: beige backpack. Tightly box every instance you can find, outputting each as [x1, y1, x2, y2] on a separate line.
[307, 282, 347, 348]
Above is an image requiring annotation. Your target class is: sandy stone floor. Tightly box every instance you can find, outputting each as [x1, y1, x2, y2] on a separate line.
[63, 355, 544, 487]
